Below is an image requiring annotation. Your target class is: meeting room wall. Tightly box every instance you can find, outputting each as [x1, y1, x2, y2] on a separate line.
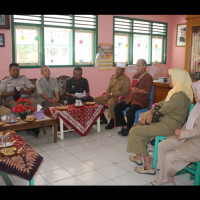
[0, 15, 186, 97]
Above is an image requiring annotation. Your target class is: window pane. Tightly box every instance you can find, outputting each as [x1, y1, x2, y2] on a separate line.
[114, 34, 129, 63]
[44, 27, 72, 65]
[133, 34, 151, 64]
[75, 30, 94, 65]
[15, 26, 40, 65]
[152, 37, 163, 63]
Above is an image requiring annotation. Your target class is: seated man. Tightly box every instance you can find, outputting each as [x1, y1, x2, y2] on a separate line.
[0, 92, 11, 118]
[114, 59, 153, 136]
[0, 63, 40, 137]
[36, 65, 60, 110]
[94, 62, 131, 129]
[64, 67, 93, 105]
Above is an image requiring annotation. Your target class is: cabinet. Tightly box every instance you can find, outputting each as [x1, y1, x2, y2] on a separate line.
[184, 15, 200, 78]
[152, 82, 171, 103]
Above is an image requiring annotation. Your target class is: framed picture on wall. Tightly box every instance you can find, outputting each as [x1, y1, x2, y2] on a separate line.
[0, 33, 5, 47]
[176, 24, 186, 47]
[0, 15, 10, 29]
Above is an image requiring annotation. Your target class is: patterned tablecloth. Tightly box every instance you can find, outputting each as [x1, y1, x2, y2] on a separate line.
[46, 104, 105, 136]
[0, 131, 43, 181]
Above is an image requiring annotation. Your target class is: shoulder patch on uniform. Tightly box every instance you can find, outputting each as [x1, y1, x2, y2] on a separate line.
[2, 76, 8, 80]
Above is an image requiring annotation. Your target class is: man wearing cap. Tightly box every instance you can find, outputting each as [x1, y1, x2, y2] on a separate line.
[94, 62, 131, 129]
[114, 59, 153, 136]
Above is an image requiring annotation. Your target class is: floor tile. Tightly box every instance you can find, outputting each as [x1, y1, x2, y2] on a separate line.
[75, 170, 108, 185]
[40, 168, 72, 183]
[97, 164, 129, 179]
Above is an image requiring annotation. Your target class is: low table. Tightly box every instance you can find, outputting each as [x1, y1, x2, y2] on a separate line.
[46, 104, 105, 140]
[0, 115, 57, 143]
[0, 130, 43, 185]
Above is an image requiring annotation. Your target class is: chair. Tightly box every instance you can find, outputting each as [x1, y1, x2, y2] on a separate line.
[151, 104, 200, 186]
[119, 86, 155, 126]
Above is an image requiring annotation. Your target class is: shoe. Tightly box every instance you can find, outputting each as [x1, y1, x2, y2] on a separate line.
[129, 155, 143, 165]
[121, 129, 129, 136]
[100, 113, 108, 124]
[118, 128, 126, 135]
[33, 128, 40, 138]
[134, 166, 156, 175]
[105, 119, 114, 129]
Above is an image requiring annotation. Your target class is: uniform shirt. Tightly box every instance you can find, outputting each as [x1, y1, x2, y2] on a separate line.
[128, 72, 153, 108]
[36, 76, 59, 101]
[0, 75, 34, 101]
[106, 74, 131, 97]
[65, 77, 90, 94]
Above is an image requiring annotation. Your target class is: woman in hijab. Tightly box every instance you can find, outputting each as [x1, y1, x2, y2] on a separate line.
[148, 80, 200, 185]
[127, 68, 193, 175]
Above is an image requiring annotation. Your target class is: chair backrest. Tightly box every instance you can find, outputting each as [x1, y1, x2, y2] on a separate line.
[149, 86, 155, 109]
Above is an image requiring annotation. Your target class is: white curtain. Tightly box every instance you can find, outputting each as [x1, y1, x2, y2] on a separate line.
[191, 32, 200, 74]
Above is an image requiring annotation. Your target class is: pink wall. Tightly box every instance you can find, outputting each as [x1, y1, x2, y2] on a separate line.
[0, 15, 186, 97]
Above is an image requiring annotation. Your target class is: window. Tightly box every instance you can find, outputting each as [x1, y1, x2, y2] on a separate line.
[113, 16, 167, 65]
[12, 15, 98, 68]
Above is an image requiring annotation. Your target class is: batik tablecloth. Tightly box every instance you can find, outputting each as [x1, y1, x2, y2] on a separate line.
[46, 104, 105, 136]
[0, 131, 43, 181]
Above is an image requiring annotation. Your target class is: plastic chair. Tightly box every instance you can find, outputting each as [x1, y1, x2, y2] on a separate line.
[119, 86, 155, 126]
[152, 103, 194, 169]
[135, 86, 155, 123]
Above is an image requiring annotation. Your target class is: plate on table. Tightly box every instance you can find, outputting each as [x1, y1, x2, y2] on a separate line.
[6, 119, 19, 124]
[85, 102, 95, 106]
[0, 146, 18, 156]
[57, 106, 69, 110]
[24, 118, 37, 123]
[0, 122, 5, 127]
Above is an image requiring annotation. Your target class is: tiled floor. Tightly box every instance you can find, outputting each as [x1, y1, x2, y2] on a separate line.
[0, 115, 194, 186]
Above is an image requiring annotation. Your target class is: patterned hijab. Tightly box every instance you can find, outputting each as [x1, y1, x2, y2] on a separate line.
[186, 80, 200, 130]
[165, 68, 193, 103]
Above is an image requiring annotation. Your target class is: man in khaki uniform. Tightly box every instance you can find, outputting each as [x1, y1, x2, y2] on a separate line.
[0, 63, 40, 111]
[36, 65, 60, 110]
[94, 62, 131, 129]
[0, 63, 40, 137]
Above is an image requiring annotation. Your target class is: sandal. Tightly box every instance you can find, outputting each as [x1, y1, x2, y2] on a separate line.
[129, 155, 143, 165]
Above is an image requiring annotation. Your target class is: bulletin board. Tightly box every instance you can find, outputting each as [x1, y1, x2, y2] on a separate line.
[95, 43, 113, 70]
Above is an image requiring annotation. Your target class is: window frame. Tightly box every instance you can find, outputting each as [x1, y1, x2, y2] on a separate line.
[11, 15, 98, 69]
[113, 16, 168, 66]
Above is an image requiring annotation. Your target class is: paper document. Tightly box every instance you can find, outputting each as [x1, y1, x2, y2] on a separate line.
[75, 93, 86, 98]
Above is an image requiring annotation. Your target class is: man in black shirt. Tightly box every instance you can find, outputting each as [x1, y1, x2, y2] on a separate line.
[64, 67, 93, 104]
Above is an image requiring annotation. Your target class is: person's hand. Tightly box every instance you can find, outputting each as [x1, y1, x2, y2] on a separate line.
[131, 87, 139, 94]
[20, 88, 26, 94]
[71, 94, 78, 100]
[175, 129, 182, 141]
[104, 93, 112, 102]
[48, 98, 57, 106]
[144, 110, 153, 124]
[138, 117, 145, 125]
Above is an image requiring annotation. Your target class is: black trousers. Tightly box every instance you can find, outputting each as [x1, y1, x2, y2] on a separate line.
[114, 101, 141, 131]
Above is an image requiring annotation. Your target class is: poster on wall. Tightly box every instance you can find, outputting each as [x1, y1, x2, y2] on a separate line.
[95, 43, 113, 70]
[176, 24, 186, 47]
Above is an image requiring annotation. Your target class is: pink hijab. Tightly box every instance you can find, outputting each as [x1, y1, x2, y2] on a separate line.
[186, 80, 200, 130]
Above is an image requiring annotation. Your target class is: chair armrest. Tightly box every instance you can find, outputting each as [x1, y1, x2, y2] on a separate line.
[118, 95, 128, 103]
